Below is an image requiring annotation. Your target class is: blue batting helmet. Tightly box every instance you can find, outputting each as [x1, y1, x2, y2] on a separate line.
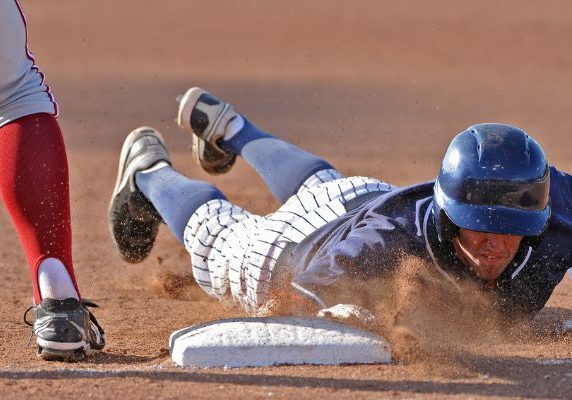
[433, 123, 551, 241]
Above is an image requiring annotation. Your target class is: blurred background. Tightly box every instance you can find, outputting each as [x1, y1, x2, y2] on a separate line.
[1, 0, 571, 381]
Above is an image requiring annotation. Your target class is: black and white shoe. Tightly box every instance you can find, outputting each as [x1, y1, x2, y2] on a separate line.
[24, 298, 105, 361]
[108, 127, 171, 263]
[176, 87, 238, 175]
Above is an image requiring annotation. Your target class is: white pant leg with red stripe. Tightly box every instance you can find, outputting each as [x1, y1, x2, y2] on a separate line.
[0, 0, 57, 127]
[183, 169, 396, 313]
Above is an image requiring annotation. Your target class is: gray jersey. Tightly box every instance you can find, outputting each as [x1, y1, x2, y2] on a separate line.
[0, 0, 56, 127]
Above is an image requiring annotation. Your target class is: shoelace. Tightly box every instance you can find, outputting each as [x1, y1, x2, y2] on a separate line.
[23, 305, 34, 327]
[82, 299, 105, 337]
[23, 306, 35, 346]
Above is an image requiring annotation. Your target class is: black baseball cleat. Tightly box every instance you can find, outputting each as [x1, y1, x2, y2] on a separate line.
[108, 126, 171, 263]
[24, 298, 105, 362]
[176, 87, 238, 175]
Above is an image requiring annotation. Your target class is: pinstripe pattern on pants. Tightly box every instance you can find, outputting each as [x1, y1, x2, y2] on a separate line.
[183, 169, 396, 313]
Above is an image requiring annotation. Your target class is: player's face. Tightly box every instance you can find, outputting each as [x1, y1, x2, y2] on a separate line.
[453, 228, 523, 282]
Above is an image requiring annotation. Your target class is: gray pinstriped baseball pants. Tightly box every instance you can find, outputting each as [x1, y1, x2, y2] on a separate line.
[183, 168, 396, 313]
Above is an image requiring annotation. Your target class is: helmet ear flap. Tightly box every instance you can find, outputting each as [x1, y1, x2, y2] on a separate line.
[438, 209, 459, 242]
[521, 232, 545, 249]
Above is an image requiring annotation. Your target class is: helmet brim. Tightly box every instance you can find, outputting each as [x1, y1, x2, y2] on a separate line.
[443, 200, 550, 236]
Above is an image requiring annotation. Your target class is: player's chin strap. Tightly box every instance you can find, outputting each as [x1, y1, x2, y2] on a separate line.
[510, 246, 532, 280]
[422, 200, 462, 291]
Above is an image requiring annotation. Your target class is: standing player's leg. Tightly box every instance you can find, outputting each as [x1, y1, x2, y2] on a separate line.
[177, 88, 342, 204]
[1, 0, 105, 361]
[0, 114, 77, 303]
[0, 113, 105, 360]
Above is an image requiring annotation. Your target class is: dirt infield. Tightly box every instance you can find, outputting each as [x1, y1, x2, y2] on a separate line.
[2, 0, 572, 398]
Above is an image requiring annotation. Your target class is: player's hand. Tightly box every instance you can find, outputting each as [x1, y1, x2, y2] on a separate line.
[317, 304, 377, 328]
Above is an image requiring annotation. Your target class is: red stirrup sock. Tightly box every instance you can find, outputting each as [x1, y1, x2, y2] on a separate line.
[0, 113, 80, 303]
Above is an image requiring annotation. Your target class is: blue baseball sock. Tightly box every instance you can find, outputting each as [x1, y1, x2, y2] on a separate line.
[218, 118, 333, 203]
[135, 165, 225, 244]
